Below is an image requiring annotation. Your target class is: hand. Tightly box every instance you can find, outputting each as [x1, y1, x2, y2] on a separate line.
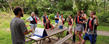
[29, 29, 33, 32]
[83, 21, 85, 23]
[25, 25, 29, 27]
[50, 29, 53, 30]
[93, 15, 97, 18]
[83, 31, 86, 34]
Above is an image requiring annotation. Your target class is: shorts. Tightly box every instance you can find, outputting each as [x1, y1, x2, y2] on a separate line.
[59, 25, 63, 29]
[30, 24, 37, 33]
[55, 20, 59, 23]
[75, 24, 84, 32]
[83, 33, 97, 44]
[68, 25, 72, 31]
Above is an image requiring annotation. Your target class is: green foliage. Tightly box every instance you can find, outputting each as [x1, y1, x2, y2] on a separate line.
[97, 26, 109, 31]
[0, 0, 109, 26]
[48, 13, 55, 20]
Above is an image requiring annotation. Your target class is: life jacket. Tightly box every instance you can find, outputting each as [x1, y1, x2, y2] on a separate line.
[68, 18, 72, 25]
[35, 16, 37, 24]
[45, 23, 51, 29]
[43, 16, 48, 23]
[55, 15, 59, 20]
[75, 16, 80, 24]
[61, 18, 64, 25]
[87, 18, 97, 33]
[30, 16, 37, 24]
[75, 16, 83, 24]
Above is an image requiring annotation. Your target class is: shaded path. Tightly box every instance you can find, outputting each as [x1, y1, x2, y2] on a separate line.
[97, 31, 109, 36]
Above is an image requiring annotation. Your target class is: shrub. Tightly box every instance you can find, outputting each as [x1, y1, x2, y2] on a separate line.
[48, 13, 55, 20]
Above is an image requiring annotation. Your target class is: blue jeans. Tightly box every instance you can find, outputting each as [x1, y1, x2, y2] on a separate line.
[83, 33, 97, 44]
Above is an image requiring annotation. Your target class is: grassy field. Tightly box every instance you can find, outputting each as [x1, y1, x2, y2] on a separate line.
[0, 12, 109, 44]
[97, 26, 109, 31]
[0, 29, 109, 44]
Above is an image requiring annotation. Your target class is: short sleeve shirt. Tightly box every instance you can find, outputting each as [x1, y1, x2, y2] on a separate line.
[55, 15, 61, 23]
[43, 16, 48, 23]
[10, 17, 27, 43]
[27, 16, 39, 21]
[26, 16, 39, 25]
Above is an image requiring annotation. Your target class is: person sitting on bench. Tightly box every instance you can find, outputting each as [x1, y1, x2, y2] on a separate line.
[45, 19, 54, 30]
[44, 19, 54, 42]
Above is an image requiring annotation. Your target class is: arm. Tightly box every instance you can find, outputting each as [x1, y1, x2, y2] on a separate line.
[71, 19, 73, 26]
[95, 17, 99, 26]
[84, 22, 88, 34]
[50, 24, 54, 30]
[74, 16, 76, 24]
[24, 30, 32, 35]
[84, 26, 87, 34]
[55, 16, 59, 20]
[26, 20, 30, 22]
[20, 21, 32, 35]
[82, 14, 87, 20]
[26, 17, 31, 22]
[37, 16, 40, 21]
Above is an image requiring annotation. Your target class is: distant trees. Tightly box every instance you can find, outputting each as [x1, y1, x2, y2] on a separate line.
[0, 0, 109, 26]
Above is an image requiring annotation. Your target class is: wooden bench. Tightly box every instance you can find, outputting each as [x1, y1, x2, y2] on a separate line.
[26, 27, 67, 44]
[55, 34, 73, 44]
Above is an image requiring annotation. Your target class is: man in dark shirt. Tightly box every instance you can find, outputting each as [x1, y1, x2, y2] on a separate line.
[10, 7, 32, 44]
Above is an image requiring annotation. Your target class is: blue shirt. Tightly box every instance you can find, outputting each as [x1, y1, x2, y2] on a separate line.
[55, 15, 61, 23]
[26, 16, 39, 25]
[43, 16, 48, 23]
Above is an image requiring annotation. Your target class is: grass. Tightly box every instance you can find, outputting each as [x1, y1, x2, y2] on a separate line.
[97, 26, 109, 31]
[0, 29, 109, 44]
[0, 30, 12, 44]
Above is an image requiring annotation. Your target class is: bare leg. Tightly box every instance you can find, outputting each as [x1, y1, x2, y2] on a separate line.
[82, 40, 85, 44]
[48, 37, 51, 42]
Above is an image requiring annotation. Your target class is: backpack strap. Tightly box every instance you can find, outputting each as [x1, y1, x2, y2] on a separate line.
[35, 16, 37, 24]
[89, 19, 93, 31]
[77, 16, 80, 23]
[92, 18, 97, 33]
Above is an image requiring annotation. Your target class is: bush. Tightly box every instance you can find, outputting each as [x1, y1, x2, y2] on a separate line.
[63, 11, 74, 18]
[48, 13, 55, 20]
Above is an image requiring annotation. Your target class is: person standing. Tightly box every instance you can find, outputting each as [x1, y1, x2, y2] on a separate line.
[55, 12, 61, 28]
[81, 10, 87, 32]
[74, 11, 85, 44]
[26, 12, 39, 33]
[44, 19, 54, 30]
[42, 12, 48, 26]
[82, 11, 98, 44]
[10, 7, 32, 44]
[67, 15, 73, 34]
[44, 19, 54, 42]
[58, 14, 65, 29]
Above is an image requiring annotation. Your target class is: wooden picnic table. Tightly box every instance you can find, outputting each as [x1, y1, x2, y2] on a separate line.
[26, 27, 67, 44]
[55, 34, 73, 44]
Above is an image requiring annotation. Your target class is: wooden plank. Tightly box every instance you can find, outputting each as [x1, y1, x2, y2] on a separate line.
[28, 27, 67, 41]
[25, 39, 32, 42]
[55, 34, 72, 44]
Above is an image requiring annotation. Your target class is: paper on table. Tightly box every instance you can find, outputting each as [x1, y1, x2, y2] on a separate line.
[30, 36, 41, 40]
[34, 28, 44, 37]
